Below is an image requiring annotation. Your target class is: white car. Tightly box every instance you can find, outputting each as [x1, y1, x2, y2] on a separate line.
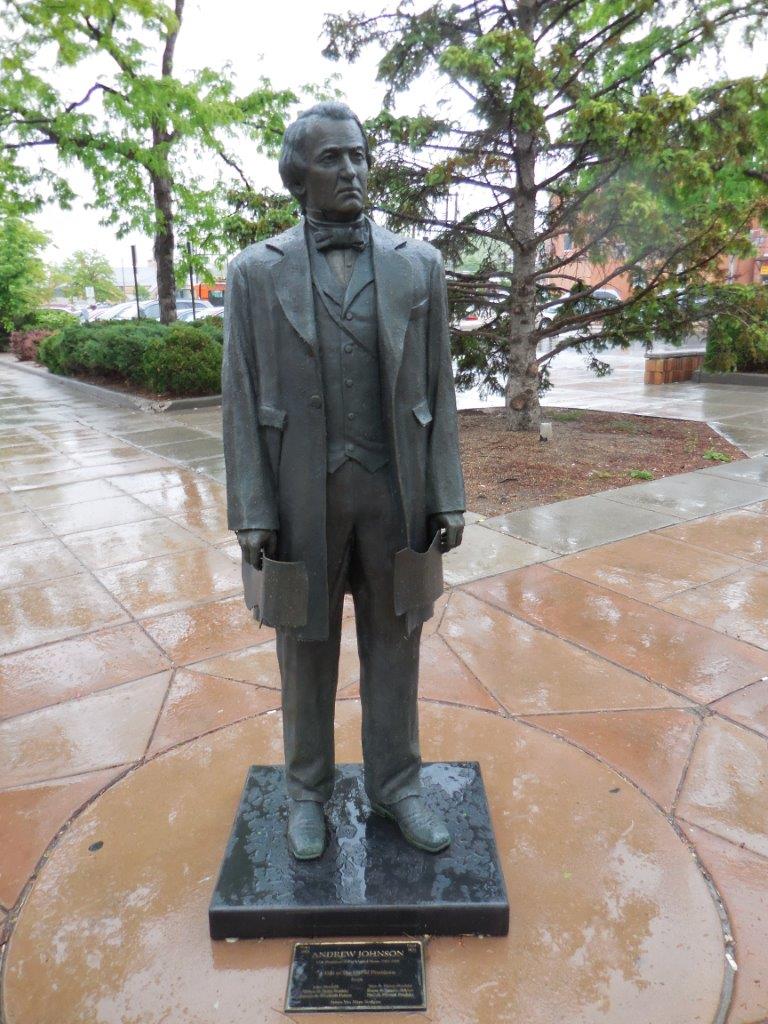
[113, 299, 213, 321]
[176, 306, 224, 322]
[89, 302, 137, 321]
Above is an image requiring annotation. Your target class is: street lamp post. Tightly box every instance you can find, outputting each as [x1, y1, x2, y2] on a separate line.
[130, 246, 141, 319]
[187, 241, 197, 322]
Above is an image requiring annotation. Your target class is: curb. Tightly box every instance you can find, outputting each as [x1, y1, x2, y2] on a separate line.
[693, 369, 768, 388]
[0, 354, 222, 411]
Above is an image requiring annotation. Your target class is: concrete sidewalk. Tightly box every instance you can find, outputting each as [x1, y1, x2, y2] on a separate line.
[1, 360, 768, 1023]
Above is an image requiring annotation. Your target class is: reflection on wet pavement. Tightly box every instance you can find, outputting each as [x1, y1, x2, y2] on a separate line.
[0, 355, 766, 1023]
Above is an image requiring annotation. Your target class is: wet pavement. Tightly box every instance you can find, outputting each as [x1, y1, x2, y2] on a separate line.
[1, 357, 768, 1023]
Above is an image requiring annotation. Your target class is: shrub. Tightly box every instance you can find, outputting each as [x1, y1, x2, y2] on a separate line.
[23, 308, 78, 332]
[141, 324, 222, 395]
[9, 328, 52, 361]
[39, 320, 162, 381]
[705, 286, 768, 373]
[191, 317, 224, 345]
[0, 307, 77, 352]
[37, 319, 222, 396]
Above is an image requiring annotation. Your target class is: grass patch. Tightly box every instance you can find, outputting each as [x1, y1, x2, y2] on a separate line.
[614, 419, 640, 433]
[702, 448, 733, 463]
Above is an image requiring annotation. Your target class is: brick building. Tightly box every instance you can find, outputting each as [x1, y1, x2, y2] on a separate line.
[544, 222, 768, 298]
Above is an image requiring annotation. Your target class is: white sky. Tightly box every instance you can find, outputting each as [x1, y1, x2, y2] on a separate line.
[29, 1, 765, 269]
[33, 0, 388, 267]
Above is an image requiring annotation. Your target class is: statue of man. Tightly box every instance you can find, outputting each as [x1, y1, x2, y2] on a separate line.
[222, 101, 465, 861]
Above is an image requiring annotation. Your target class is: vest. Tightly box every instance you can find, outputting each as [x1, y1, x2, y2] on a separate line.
[308, 238, 389, 474]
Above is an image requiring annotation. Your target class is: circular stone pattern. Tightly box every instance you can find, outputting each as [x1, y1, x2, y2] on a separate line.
[2, 703, 725, 1024]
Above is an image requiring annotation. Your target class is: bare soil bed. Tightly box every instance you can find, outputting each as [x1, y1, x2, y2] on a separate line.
[459, 408, 745, 518]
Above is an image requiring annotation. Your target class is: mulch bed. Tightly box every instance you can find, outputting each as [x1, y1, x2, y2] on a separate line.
[459, 408, 746, 518]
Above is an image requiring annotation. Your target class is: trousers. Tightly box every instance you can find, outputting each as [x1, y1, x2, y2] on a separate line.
[276, 459, 423, 805]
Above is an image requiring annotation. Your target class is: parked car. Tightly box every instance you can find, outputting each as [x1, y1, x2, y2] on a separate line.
[176, 306, 224, 322]
[113, 298, 213, 321]
[537, 288, 621, 333]
[454, 306, 495, 332]
[91, 301, 137, 321]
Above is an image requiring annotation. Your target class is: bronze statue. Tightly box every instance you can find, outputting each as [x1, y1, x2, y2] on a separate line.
[222, 102, 465, 861]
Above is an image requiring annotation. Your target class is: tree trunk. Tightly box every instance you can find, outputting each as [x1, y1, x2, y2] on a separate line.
[505, 0, 540, 432]
[151, 167, 177, 324]
[151, 0, 184, 326]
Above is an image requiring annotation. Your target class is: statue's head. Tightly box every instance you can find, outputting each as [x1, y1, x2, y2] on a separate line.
[279, 101, 371, 222]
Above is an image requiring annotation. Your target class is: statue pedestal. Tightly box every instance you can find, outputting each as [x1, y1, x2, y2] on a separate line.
[209, 762, 509, 939]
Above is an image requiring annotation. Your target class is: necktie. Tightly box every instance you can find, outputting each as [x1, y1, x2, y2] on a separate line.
[310, 220, 367, 252]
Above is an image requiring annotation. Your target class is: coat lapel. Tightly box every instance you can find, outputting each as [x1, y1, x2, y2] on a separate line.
[269, 223, 317, 353]
[268, 219, 412, 370]
[371, 221, 413, 385]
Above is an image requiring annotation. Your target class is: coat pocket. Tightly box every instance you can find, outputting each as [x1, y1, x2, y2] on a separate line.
[257, 404, 286, 478]
[242, 555, 308, 628]
[393, 531, 443, 616]
[409, 297, 429, 320]
[412, 398, 433, 427]
[257, 404, 287, 430]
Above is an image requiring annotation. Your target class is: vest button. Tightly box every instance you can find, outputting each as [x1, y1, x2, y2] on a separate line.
[344, 344, 353, 353]
[345, 378, 353, 387]
[345, 312, 354, 321]
[309, 395, 322, 409]
[347, 412, 355, 421]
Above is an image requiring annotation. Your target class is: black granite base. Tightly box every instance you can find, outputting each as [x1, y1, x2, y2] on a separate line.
[209, 762, 509, 939]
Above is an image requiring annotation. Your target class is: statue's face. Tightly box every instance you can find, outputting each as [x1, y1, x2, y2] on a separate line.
[301, 116, 369, 221]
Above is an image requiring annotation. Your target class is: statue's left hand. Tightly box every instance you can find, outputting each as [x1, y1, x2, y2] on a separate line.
[429, 511, 465, 552]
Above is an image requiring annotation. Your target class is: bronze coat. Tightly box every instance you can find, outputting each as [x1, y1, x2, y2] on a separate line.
[222, 219, 466, 641]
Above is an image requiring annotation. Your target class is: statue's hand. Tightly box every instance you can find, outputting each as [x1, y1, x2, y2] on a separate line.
[429, 512, 464, 552]
[236, 529, 278, 568]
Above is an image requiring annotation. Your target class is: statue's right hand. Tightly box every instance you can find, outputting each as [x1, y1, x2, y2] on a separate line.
[236, 529, 278, 568]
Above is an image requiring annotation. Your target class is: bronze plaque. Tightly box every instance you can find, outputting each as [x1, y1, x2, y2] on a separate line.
[285, 940, 426, 1013]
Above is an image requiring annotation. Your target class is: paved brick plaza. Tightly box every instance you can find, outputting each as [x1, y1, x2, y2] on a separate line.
[0, 357, 767, 1023]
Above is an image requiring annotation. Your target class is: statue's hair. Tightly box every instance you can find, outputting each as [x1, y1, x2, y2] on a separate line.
[278, 101, 371, 209]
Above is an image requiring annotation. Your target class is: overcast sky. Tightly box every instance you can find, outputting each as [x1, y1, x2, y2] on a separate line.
[30, 0, 765, 270]
[33, 0, 388, 267]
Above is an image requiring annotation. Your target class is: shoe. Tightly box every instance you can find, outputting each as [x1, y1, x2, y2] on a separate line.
[370, 795, 451, 853]
[287, 799, 326, 860]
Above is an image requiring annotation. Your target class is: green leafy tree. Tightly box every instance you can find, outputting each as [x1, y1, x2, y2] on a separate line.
[0, 0, 297, 323]
[55, 249, 123, 303]
[325, 1, 768, 429]
[0, 215, 48, 335]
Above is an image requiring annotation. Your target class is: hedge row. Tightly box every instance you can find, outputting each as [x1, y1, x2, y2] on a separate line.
[38, 319, 223, 396]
